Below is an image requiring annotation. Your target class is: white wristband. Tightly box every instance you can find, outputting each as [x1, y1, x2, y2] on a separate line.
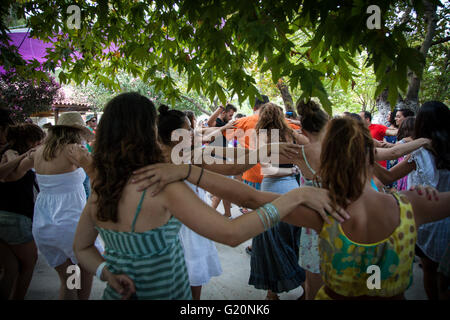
[96, 262, 107, 280]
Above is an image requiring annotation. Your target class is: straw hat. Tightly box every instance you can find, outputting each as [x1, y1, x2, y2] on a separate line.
[54, 112, 95, 140]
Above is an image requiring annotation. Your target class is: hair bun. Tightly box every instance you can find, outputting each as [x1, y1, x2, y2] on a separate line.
[158, 104, 170, 115]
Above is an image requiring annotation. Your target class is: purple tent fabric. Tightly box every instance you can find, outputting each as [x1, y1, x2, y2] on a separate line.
[1, 31, 119, 74]
[0, 32, 54, 73]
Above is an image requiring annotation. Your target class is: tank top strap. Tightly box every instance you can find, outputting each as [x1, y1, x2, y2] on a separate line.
[131, 190, 147, 232]
[301, 145, 316, 175]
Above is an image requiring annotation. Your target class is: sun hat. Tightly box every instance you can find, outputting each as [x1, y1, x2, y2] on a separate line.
[86, 114, 97, 123]
[54, 112, 95, 140]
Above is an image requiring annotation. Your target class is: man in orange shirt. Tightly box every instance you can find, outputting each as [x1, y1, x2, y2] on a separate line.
[226, 95, 269, 191]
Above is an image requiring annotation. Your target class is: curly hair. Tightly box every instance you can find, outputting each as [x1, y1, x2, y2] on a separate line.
[255, 102, 294, 143]
[6, 123, 45, 154]
[319, 117, 375, 209]
[92, 92, 165, 223]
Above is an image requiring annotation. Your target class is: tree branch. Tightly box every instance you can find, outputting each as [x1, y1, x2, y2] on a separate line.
[181, 95, 212, 116]
[431, 36, 450, 47]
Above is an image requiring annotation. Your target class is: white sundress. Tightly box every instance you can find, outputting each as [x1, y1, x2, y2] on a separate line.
[408, 147, 450, 263]
[33, 168, 103, 268]
[178, 182, 223, 286]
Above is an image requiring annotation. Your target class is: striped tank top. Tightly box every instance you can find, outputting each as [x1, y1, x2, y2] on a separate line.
[96, 190, 192, 300]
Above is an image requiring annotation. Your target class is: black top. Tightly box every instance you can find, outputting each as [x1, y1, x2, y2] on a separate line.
[0, 170, 37, 220]
[210, 117, 228, 148]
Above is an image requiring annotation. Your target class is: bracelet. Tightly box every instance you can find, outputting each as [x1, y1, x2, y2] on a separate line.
[259, 206, 271, 229]
[95, 261, 107, 280]
[255, 209, 268, 231]
[196, 167, 204, 188]
[263, 203, 281, 227]
[183, 164, 192, 180]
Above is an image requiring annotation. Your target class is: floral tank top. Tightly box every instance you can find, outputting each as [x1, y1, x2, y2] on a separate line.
[316, 193, 416, 299]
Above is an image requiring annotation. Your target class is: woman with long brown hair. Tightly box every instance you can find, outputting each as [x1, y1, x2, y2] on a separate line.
[249, 102, 307, 300]
[73, 92, 347, 300]
[135, 116, 450, 299]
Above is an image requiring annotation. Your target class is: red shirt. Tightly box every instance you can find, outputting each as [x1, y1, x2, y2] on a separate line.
[369, 124, 388, 168]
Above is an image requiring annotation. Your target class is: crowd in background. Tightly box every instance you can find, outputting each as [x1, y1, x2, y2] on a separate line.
[0, 93, 449, 301]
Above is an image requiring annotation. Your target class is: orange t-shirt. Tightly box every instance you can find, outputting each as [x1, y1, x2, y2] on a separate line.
[225, 114, 262, 183]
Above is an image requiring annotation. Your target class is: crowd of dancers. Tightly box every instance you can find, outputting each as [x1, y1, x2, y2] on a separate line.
[0, 92, 449, 300]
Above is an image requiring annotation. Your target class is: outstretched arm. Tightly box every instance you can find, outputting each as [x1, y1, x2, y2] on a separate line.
[375, 138, 431, 161]
[402, 190, 450, 227]
[162, 182, 346, 247]
[373, 160, 415, 185]
[2, 149, 35, 182]
[0, 151, 29, 181]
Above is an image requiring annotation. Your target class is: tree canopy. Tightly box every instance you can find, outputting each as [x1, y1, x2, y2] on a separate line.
[1, 0, 447, 115]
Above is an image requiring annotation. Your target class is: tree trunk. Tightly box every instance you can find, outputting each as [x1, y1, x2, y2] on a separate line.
[276, 78, 297, 116]
[375, 88, 391, 125]
[405, 0, 438, 113]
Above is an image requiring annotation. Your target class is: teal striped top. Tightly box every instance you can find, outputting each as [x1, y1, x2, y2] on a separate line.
[96, 190, 192, 300]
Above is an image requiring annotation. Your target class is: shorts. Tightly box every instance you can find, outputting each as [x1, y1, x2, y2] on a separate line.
[0, 210, 34, 245]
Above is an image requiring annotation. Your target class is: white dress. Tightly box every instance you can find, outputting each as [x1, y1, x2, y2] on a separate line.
[408, 147, 450, 262]
[178, 182, 223, 286]
[33, 168, 103, 268]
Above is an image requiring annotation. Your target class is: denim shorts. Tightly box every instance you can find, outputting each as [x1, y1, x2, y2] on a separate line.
[0, 210, 34, 245]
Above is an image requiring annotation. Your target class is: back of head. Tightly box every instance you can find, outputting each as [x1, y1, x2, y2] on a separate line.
[296, 99, 329, 133]
[184, 110, 195, 129]
[254, 94, 269, 111]
[347, 113, 363, 122]
[43, 126, 84, 161]
[6, 123, 44, 154]
[361, 110, 372, 122]
[158, 105, 187, 145]
[319, 117, 375, 209]
[0, 108, 14, 128]
[414, 101, 450, 170]
[93, 92, 165, 222]
[256, 102, 293, 142]
[397, 116, 415, 141]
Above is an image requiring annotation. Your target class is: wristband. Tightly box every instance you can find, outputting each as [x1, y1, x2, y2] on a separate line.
[96, 261, 107, 280]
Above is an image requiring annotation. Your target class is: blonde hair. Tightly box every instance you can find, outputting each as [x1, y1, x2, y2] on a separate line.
[42, 126, 83, 161]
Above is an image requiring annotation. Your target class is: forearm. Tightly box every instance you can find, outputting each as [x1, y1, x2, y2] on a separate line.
[197, 147, 258, 175]
[207, 107, 222, 127]
[74, 245, 106, 277]
[0, 154, 26, 181]
[187, 165, 278, 209]
[373, 163, 396, 185]
[376, 138, 427, 161]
